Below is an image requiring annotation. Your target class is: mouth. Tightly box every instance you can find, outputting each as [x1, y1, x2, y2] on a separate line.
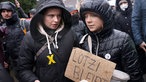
[4, 16, 10, 19]
[52, 24, 58, 26]
[52, 24, 58, 27]
[88, 25, 94, 28]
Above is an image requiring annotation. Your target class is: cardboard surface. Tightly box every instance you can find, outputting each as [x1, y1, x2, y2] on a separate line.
[65, 48, 116, 82]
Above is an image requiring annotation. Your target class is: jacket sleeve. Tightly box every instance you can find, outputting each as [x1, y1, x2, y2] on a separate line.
[0, 26, 7, 37]
[0, 64, 14, 82]
[121, 34, 143, 82]
[17, 7, 28, 18]
[18, 33, 39, 82]
[114, 12, 123, 32]
[131, 0, 143, 46]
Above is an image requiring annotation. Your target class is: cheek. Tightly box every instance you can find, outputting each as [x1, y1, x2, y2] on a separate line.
[85, 19, 88, 25]
[44, 17, 49, 21]
[1, 13, 5, 16]
[8, 12, 12, 16]
[96, 19, 103, 26]
[44, 17, 50, 23]
[97, 22, 103, 27]
[44, 18, 52, 27]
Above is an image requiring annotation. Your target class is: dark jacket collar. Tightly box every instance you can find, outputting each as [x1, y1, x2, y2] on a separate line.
[5, 13, 19, 26]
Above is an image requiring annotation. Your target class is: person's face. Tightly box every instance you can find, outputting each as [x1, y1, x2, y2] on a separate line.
[84, 11, 103, 33]
[44, 8, 62, 30]
[1, 10, 12, 19]
[29, 13, 34, 18]
[119, 1, 128, 11]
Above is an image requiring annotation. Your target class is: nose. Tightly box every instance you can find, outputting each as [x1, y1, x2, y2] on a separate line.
[53, 16, 59, 22]
[86, 16, 92, 23]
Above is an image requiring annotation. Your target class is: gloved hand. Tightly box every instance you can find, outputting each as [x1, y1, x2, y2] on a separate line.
[80, 80, 88, 82]
[111, 69, 130, 82]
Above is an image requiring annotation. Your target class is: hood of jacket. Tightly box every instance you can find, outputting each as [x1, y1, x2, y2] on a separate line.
[0, 1, 16, 13]
[0, 1, 19, 26]
[116, 0, 132, 15]
[30, 0, 71, 42]
[80, 0, 114, 37]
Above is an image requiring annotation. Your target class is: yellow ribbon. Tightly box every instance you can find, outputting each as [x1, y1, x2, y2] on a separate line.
[47, 54, 56, 65]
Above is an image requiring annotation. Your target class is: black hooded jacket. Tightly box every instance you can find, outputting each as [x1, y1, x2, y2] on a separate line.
[114, 0, 134, 39]
[79, 0, 143, 82]
[18, 0, 75, 82]
[0, 1, 29, 70]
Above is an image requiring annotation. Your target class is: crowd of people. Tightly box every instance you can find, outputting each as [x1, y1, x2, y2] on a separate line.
[0, 0, 146, 82]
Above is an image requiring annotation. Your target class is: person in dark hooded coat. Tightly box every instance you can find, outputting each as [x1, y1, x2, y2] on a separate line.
[115, 0, 146, 76]
[114, 0, 133, 40]
[66, 6, 86, 43]
[79, 0, 143, 82]
[17, 0, 76, 82]
[0, 1, 30, 79]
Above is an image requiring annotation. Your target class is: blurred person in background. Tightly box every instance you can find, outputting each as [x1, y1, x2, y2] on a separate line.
[14, 0, 28, 18]
[131, 0, 146, 75]
[66, 6, 86, 42]
[28, 8, 36, 19]
[114, 0, 133, 39]
[0, 1, 30, 81]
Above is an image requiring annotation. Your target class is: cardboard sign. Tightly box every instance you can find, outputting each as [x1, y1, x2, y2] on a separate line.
[65, 48, 116, 82]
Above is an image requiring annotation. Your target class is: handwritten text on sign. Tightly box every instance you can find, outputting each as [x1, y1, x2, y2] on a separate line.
[65, 48, 116, 82]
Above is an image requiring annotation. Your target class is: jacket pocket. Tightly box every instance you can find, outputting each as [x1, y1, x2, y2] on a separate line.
[38, 66, 58, 82]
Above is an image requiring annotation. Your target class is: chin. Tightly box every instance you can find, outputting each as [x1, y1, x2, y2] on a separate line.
[50, 27, 58, 30]
[89, 29, 96, 32]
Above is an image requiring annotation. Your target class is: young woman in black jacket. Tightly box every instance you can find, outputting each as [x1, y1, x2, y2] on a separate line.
[79, 0, 143, 82]
[17, 0, 76, 82]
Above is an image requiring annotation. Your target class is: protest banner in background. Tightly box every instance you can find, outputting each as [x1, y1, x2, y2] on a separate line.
[65, 48, 116, 82]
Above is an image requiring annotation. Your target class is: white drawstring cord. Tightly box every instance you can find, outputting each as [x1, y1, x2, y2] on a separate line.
[79, 34, 92, 54]
[88, 35, 92, 54]
[54, 23, 64, 49]
[38, 22, 64, 53]
[38, 25, 52, 54]
[79, 34, 88, 44]
[54, 32, 59, 49]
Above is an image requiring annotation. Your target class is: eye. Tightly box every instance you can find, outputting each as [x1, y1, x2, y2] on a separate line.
[84, 14, 88, 19]
[7, 10, 12, 12]
[2, 10, 6, 12]
[91, 13, 99, 17]
[46, 14, 54, 18]
[57, 14, 61, 18]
